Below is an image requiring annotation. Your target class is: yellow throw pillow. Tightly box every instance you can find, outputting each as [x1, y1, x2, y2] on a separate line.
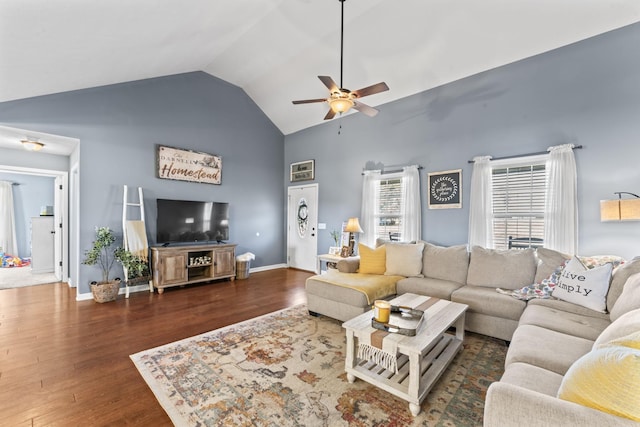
[358, 243, 386, 275]
[557, 345, 640, 421]
[599, 330, 640, 351]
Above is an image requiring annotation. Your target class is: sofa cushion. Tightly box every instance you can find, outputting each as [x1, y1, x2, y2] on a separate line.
[451, 285, 526, 321]
[527, 298, 610, 320]
[500, 362, 564, 397]
[396, 277, 465, 300]
[535, 247, 570, 284]
[466, 246, 536, 289]
[420, 242, 469, 284]
[357, 244, 386, 274]
[557, 345, 640, 422]
[506, 324, 594, 375]
[610, 272, 640, 321]
[384, 242, 424, 277]
[608, 257, 640, 312]
[552, 256, 613, 313]
[518, 304, 611, 341]
[593, 308, 640, 349]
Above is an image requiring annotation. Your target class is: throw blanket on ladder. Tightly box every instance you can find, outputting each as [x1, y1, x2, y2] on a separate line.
[355, 296, 446, 373]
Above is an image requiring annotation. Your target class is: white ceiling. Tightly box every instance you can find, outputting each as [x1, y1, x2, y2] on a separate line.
[1, 0, 640, 145]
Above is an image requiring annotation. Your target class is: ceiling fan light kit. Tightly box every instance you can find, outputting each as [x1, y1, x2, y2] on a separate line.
[292, 0, 389, 120]
[21, 139, 44, 151]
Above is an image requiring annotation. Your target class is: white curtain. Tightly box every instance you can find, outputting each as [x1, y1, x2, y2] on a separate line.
[0, 181, 18, 256]
[544, 144, 578, 255]
[360, 170, 380, 247]
[468, 156, 494, 249]
[400, 165, 421, 242]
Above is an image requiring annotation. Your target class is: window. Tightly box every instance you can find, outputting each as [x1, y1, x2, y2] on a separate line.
[492, 161, 546, 250]
[374, 177, 403, 241]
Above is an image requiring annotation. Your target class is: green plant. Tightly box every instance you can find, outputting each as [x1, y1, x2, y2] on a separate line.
[330, 229, 341, 246]
[115, 247, 149, 279]
[83, 226, 120, 282]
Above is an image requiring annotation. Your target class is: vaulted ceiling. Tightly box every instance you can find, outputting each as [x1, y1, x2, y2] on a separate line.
[1, 0, 639, 136]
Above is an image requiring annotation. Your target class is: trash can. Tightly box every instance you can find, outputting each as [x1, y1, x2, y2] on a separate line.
[236, 260, 251, 279]
[235, 252, 255, 280]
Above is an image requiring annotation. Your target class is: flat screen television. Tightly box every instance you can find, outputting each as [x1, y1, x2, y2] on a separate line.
[156, 198, 229, 245]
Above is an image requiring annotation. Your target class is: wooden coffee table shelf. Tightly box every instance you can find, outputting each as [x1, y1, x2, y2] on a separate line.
[342, 293, 468, 416]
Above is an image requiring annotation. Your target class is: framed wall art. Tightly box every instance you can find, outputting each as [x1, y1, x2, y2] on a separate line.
[427, 169, 462, 209]
[290, 160, 315, 182]
[157, 145, 222, 185]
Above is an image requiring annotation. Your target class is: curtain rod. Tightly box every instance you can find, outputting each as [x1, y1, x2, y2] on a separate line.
[361, 165, 423, 175]
[467, 145, 583, 163]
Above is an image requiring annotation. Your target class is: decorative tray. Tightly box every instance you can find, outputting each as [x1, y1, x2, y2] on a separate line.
[371, 305, 425, 336]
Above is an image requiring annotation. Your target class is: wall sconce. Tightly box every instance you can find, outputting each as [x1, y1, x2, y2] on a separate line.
[600, 192, 640, 221]
[344, 217, 363, 256]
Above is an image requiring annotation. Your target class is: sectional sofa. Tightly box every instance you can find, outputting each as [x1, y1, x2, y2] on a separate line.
[305, 241, 640, 425]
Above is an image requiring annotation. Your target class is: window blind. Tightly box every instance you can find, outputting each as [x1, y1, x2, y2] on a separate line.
[492, 164, 545, 250]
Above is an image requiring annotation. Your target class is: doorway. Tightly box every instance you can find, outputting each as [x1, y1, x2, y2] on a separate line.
[287, 184, 318, 272]
[0, 166, 68, 289]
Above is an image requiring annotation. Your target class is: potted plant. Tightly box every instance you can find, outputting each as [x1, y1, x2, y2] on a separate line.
[82, 226, 122, 303]
[115, 247, 150, 284]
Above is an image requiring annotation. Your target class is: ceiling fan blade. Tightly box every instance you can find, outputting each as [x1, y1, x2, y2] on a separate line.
[352, 82, 389, 98]
[353, 101, 379, 117]
[318, 76, 339, 92]
[324, 109, 337, 120]
[292, 98, 327, 105]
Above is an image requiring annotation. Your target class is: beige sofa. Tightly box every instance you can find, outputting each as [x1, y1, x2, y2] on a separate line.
[305, 242, 640, 426]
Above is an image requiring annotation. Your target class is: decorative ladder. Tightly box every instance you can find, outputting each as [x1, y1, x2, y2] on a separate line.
[122, 185, 153, 298]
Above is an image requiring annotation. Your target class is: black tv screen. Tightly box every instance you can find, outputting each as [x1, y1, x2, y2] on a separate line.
[156, 199, 229, 244]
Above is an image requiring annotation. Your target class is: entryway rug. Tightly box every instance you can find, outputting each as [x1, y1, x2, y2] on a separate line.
[130, 304, 507, 426]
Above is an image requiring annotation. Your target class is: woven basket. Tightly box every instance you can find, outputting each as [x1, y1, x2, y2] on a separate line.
[91, 280, 121, 303]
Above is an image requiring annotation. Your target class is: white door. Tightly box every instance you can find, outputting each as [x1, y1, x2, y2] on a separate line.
[53, 176, 63, 280]
[287, 184, 318, 272]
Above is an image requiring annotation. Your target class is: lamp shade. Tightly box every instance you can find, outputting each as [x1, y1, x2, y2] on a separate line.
[344, 217, 363, 233]
[620, 198, 640, 221]
[600, 200, 620, 222]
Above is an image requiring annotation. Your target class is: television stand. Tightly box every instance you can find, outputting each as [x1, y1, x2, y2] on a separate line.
[151, 243, 237, 294]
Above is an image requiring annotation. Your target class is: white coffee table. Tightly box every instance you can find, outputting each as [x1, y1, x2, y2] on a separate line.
[342, 293, 468, 416]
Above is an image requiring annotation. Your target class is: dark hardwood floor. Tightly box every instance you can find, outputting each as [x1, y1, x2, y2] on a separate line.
[0, 268, 313, 426]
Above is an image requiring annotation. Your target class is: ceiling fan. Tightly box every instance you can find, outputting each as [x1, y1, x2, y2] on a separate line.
[292, 0, 389, 120]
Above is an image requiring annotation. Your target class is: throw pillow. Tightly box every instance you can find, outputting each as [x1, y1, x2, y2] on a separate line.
[610, 272, 640, 322]
[557, 345, 640, 422]
[336, 257, 360, 274]
[551, 256, 612, 313]
[497, 260, 568, 300]
[385, 242, 424, 277]
[593, 308, 640, 349]
[357, 244, 386, 275]
[601, 330, 640, 350]
[534, 248, 570, 284]
[608, 257, 640, 312]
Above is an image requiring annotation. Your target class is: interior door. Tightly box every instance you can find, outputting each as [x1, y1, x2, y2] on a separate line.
[53, 176, 63, 280]
[287, 184, 318, 272]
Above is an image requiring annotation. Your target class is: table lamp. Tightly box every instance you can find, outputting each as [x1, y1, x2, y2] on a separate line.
[345, 217, 363, 256]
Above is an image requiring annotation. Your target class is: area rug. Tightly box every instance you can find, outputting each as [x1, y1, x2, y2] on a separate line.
[131, 304, 507, 426]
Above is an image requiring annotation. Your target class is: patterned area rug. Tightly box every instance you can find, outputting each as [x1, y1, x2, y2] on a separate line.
[131, 304, 507, 426]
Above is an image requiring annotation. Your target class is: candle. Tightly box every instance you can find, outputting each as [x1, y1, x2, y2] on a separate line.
[373, 300, 391, 323]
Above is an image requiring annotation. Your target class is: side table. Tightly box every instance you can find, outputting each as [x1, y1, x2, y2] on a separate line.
[316, 253, 343, 274]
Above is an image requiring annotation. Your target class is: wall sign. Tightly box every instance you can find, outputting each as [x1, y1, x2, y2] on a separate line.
[157, 145, 222, 185]
[428, 169, 462, 209]
[290, 160, 315, 182]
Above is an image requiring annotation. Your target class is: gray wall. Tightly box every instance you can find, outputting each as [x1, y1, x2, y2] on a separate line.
[0, 173, 55, 258]
[0, 72, 285, 293]
[286, 22, 640, 260]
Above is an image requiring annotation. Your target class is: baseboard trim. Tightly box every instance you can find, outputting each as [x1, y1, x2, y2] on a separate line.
[75, 263, 289, 300]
